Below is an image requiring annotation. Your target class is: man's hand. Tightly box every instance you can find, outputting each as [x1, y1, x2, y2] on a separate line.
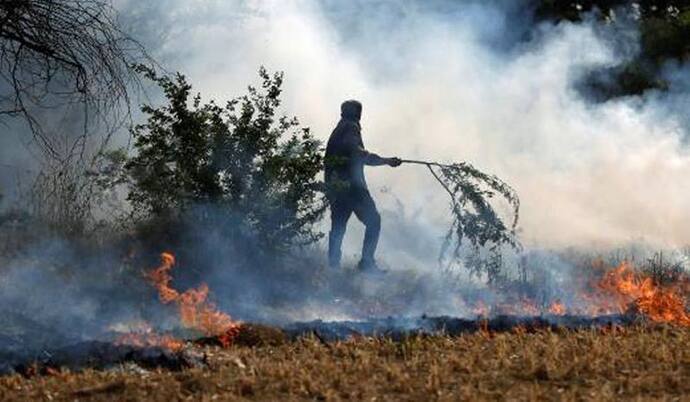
[387, 157, 402, 167]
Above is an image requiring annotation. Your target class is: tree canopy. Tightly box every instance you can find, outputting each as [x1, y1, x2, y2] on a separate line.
[124, 67, 326, 253]
[534, 1, 690, 99]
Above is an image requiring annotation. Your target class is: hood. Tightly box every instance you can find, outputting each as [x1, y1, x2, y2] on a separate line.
[340, 100, 362, 122]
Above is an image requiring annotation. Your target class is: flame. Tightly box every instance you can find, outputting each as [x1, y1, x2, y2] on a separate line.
[518, 299, 541, 316]
[116, 329, 185, 351]
[147, 252, 179, 303]
[115, 321, 185, 351]
[595, 262, 690, 326]
[548, 300, 566, 315]
[465, 261, 689, 326]
[147, 252, 241, 346]
[491, 298, 541, 316]
[472, 301, 489, 316]
[118, 252, 241, 350]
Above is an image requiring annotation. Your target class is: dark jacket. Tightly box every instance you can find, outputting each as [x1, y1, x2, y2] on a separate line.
[325, 118, 385, 192]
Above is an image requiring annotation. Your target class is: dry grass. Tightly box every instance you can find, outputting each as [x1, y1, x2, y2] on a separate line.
[1, 326, 689, 401]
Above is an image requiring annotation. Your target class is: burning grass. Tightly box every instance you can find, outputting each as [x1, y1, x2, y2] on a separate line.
[139, 250, 690, 332]
[116, 252, 241, 351]
[3, 248, 689, 400]
[462, 258, 690, 327]
[1, 325, 688, 401]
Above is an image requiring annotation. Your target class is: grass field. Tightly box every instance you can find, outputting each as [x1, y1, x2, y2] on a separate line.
[1, 325, 688, 401]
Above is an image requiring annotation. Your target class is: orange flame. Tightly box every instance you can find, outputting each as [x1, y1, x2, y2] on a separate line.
[116, 330, 185, 351]
[147, 252, 241, 346]
[548, 300, 566, 315]
[117, 252, 241, 350]
[466, 261, 689, 326]
[472, 301, 489, 316]
[596, 262, 690, 326]
[147, 252, 179, 303]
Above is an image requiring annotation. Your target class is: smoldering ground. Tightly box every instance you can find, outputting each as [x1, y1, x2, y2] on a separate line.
[1, 1, 690, 344]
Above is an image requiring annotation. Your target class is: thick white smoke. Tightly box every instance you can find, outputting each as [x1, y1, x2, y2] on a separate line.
[115, 0, 690, 255]
[3, 1, 690, 339]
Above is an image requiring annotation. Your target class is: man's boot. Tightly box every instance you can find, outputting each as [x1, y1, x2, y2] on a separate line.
[358, 258, 386, 274]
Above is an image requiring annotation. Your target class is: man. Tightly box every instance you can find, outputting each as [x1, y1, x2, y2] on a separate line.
[324, 100, 401, 270]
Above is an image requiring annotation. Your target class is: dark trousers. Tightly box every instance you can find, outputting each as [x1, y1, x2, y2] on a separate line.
[328, 189, 381, 268]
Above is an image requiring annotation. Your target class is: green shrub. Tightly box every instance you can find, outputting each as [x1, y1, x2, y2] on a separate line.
[125, 66, 326, 253]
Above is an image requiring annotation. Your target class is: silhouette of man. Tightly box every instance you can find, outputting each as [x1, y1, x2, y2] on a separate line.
[325, 100, 401, 270]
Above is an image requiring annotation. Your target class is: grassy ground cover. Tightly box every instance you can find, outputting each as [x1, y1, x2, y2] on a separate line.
[1, 325, 688, 401]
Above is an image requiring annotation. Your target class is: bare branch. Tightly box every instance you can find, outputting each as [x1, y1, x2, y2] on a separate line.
[0, 0, 153, 157]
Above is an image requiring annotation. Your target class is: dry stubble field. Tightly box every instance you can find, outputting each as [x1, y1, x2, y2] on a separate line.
[1, 325, 688, 401]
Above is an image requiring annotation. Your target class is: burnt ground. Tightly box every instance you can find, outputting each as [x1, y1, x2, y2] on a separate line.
[0, 324, 688, 401]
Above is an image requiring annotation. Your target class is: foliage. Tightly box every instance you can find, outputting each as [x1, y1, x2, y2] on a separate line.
[408, 160, 520, 276]
[641, 251, 686, 286]
[125, 66, 326, 252]
[534, 1, 690, 99]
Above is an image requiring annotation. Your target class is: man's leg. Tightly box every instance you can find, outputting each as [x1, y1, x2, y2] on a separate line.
[353, 191, 381, 266]
[328, 200, 352, 268]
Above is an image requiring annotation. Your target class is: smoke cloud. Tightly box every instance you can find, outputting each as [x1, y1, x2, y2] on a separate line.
[116, 0, 690, 252]
[2, 1, 690, 339]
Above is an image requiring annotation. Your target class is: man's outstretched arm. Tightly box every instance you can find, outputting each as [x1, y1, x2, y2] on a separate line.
[358, 146, 402, 167]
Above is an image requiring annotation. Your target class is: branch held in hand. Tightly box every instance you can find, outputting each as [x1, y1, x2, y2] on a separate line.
[402, 158, 521, 265]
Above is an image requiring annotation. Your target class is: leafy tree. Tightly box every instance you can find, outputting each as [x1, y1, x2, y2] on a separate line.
[534, 1, 690, 99]
[125, 66, 325, 252]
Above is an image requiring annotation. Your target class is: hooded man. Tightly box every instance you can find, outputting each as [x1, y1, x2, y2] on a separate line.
[324, 100, 401, 270]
